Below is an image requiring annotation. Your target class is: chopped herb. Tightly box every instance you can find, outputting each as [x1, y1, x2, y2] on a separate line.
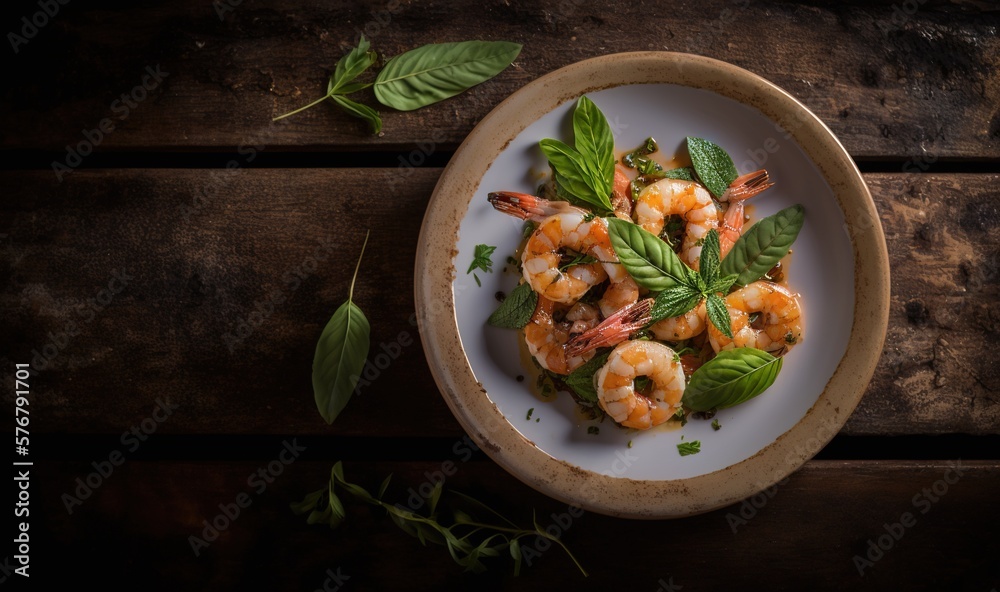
[677, 441, 701, 456]
[622, 137, 658, 168]
[634, 376, 652, 393]
[748, 312, 761, 325]
[583, 212, 596, 222]
[535, 418, 540, 422]
[526, 408, 534, 421]
[672, 345, 696, 363]
[474, 273, 481, 287]
[627, 440, 633, 448]
[635, 156, 663, 176]
[712, 419, 722, 431]
[468, 244, 497, 275]
[522, 221, 537, 240]
[516, 375, 525, 382]
[506, 256, 518, 266]
[559, 251, 599, 272]
[587, 426, 600, 435]
[785, 332, 797, 344]
[673, 407, 688, 426]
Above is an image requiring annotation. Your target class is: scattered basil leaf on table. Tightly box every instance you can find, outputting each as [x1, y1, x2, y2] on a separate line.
[292, 461, 587, 576]
[330, 94, 382, 134]
[374, 41, 522, 111]
[682, 348, 783, 412]
[720, 204, 805, 286]
[487, 282, 538, 329]
[312, 230, 371, 424]
[686, 136, 739, 198]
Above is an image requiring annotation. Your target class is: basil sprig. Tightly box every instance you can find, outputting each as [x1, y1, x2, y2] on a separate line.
[487, 282, 538, 329]
[539, 97, 616, 213]
[720, 205, 805, 286]
[687, 136, 739, 198]
[312, 231, 372, 424]
[682, 348, 783, 411]
[274, 38, 521, 133]
[606, 218, 690, 291]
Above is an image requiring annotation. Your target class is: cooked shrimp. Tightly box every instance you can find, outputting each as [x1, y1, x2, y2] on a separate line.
[634, 179, 719, 268]
[488, 192, 612, 304]
[565, 302, 600, 335]
[564, 299, 653, 358]
[707, 281, 803, 353]
[524, 296, 594, 375]
[611, 166, 634, 220]
[649, 301, 707, 342]
[599, 275, 639, 318]
[596, 340, 685, 430]
[719, 170, 774, 257]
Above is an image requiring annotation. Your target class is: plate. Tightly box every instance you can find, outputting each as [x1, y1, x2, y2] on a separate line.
[414, 53, 889, 518]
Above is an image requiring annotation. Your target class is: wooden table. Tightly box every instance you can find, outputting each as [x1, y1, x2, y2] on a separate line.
[3, 1, 999, 589]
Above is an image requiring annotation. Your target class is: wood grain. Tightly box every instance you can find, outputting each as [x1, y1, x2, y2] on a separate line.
[1, 0, 997, 158]
[34, 459, 1000, 591]
[2, 169, 997, 436]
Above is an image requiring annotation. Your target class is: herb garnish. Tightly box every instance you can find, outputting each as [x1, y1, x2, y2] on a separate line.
[539, 97, 616, 213]
[682, 348, 783, 412]
[712, 419, 722, 431]
[293, 462, 587, 576]
[487, 283, 538, 329]
[274, 38, 521, 134]
[468, 243, 497, 286]
[312, 231, 372, 424]
[677, 441, 701, 456]
[587, 426, 600, 435]
[686, 137, 738, 198]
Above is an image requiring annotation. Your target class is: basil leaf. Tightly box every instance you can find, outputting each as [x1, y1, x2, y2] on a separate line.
[699, 229, 721, 286]
[720, 205, 805, 286]
[487, 282, 538, 329]
[677, 441, 701, 456]
[705, 292, 733, 339]
[686, 137, 738, 198]
[313, 232, 372, 424]
[564, 350, 611, 403]
[682, 348, 783, 411]
[708, 273, 739, 295]
[649, 285, 702, 324]
[330, 95, 382, 135]
[572, 96, 615, 196]
[540, 139, 613, 213]
[329, 36, 377, 94]
[373, 41, 521, 111]
[606, 218, 692, 291]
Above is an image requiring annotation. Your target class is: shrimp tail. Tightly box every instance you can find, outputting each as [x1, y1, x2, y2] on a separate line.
[488, 191, 582, 221]
[565, 298, 654, 358]
[722, 169, 774, 202]
[719, 200, 745, 258]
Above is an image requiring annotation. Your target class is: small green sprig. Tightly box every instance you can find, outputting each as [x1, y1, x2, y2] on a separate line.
[292, 462, 587, 576]
[467, 243, 497, 287]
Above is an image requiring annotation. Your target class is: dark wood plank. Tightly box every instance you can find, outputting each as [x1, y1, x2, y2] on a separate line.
[32, 460, 1000, 590]
[2, 0, 998, 157]
[2, 170, 998, 436]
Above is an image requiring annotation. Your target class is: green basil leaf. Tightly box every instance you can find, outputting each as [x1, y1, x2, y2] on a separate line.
[682, 348, 783, 411]
[564, 350, 611, 403]
[686, 137, 738, 198]
[708, 273, 739, 295]
[329, 36, 377, 94]
[373, 41, 521, 111]
[313, 232, 371, 424]
[540, 139, 613, 212]
[572, 96, 614, 197]
[487, 282, 538, 329]
[677, 441, 701, 456]
[330, 95, 383, 135]
[606, 218, 693, 291]
[649, 285, 703, 324]
[720, 205, 804, 286]
[699, 229, 721, 286]
[705, 292, 732, 338]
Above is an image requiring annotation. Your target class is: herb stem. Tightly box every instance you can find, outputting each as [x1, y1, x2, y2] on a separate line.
[273, 94, 332, 122]
[349, 230, 371, 302]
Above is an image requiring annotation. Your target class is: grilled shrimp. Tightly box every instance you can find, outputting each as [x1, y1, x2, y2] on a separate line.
[596, 340, 685, 430]
[707, 281, 803, 353]
[524, 296, 595, 375]
[634, 179, 719, 269]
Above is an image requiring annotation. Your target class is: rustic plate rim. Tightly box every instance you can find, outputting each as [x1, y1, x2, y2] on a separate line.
[414, 52, 890, 519]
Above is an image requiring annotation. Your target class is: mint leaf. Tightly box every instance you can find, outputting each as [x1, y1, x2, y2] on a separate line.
[467, 244, 497, 275]
[487, 282, 537, 329]
[564, 350, 611, 403]
[686, 137, 738, 198]
[699, 229, 722, 286]
[649, 285, 703, 324]
[705, 293, 733, 338]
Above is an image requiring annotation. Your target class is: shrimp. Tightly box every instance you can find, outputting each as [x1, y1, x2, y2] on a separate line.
[489, 192, 616, 305]
[599, 275, 639, 318]
[611, 166, 634, 220]
[649, 301, 707, 342]
[634, 179, 719, 268]
[596, 340, 685, 430]
[564, 299, 653, 358]
[707, 281, 803, 353]
[565, 302, 600, 335]
[719, 170, 774, 257]
[524, 296, 595, 375]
